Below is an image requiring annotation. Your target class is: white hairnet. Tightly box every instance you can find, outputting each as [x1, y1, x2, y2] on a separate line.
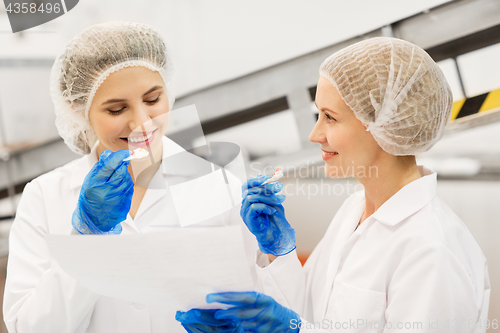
[319, 37, 452, 156]
[50, 21, 174, 155]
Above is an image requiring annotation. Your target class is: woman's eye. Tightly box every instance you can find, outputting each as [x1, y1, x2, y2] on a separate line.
[325, 113, 336, 122]
[145, 96, 160, 104]
[108, 107, 125, 115]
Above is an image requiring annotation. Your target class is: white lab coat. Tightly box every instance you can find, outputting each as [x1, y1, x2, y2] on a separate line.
[256, 166, 490, 333]
[3, 136, 259, 333]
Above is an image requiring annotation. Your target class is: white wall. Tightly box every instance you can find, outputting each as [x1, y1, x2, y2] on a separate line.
[1, 0, 451, 96]
[458, 42, 500, 97]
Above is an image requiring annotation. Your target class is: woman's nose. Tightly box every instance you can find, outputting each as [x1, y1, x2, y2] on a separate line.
[309, 120, 326, 143]
[129, 105, 151, 131]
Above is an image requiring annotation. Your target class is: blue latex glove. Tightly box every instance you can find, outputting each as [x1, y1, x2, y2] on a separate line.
[175, 309, 243, 333]
[208, 292, 301, 332]
[72, 149, 134, 235]
[240, 175, 296, 256]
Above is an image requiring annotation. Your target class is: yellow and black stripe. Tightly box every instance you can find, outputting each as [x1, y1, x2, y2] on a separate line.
[451, 88, 500, 121]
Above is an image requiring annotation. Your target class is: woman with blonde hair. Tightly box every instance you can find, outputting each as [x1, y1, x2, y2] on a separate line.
[177, 37, 490, 333]
[4, 21, 256, 333]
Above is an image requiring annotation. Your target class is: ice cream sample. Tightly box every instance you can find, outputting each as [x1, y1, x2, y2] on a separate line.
[262, 168, 283, 184]
[123, 148, 149, 161]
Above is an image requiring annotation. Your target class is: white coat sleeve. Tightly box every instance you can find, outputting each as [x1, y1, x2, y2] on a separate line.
[224, 170, 264, 292]
[384, 243, 484, 333]
[3, 181, 100, 333]
[255, 251, 332, 333]
[255, 249, 306, 315]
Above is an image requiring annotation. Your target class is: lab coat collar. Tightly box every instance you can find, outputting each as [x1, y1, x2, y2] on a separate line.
[370, 165, 437, 227]
[69, 136, 185, 190]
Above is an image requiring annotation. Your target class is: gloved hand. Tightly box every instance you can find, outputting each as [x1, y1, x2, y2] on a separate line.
[72, 149, 134, 235]
[240, 175, 296, 256]
[175, 309, 243, 333]
[208, 292, 301, 333]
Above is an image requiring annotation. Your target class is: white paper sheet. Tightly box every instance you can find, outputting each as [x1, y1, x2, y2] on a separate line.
[169, 168, 234, 227]
[45, 226, 254, 311]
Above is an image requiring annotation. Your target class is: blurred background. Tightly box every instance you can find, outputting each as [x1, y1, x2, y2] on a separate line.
[1, 0, 500, 331]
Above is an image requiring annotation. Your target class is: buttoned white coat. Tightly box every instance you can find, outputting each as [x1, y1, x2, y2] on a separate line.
[3, 136, 259, 333]
[256, 166, 490, 333]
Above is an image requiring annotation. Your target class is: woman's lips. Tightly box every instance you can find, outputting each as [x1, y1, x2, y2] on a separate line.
[121, 129, 158, 147]
[322, 149, 338, 161]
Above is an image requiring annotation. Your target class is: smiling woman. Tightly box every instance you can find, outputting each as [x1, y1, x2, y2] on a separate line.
[311, 77, 383, 179]
[178, 37, 490, 333]
[2, 21, 259, 333]
[52, 21, 174, 155]
[88, 67, 168, 163]
[86, 65, 171, 220]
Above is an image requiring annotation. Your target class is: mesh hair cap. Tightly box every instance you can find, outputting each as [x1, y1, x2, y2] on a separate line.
[50, 21, 174, 155]
[319, 37, 452, 156]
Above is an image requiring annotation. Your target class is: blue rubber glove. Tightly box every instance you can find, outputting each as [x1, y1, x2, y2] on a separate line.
[240, 175, 296, 256]
[175, 309, 243, 333]
[208, 292, 301, 332]
[72, 149, 134, 235]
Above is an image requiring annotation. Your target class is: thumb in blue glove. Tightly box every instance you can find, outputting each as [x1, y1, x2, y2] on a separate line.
[208, 292, 301, 333]
[240, 175, 296, 256]
[72, 149, 134, 235]
[175, 309, 243, 333]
